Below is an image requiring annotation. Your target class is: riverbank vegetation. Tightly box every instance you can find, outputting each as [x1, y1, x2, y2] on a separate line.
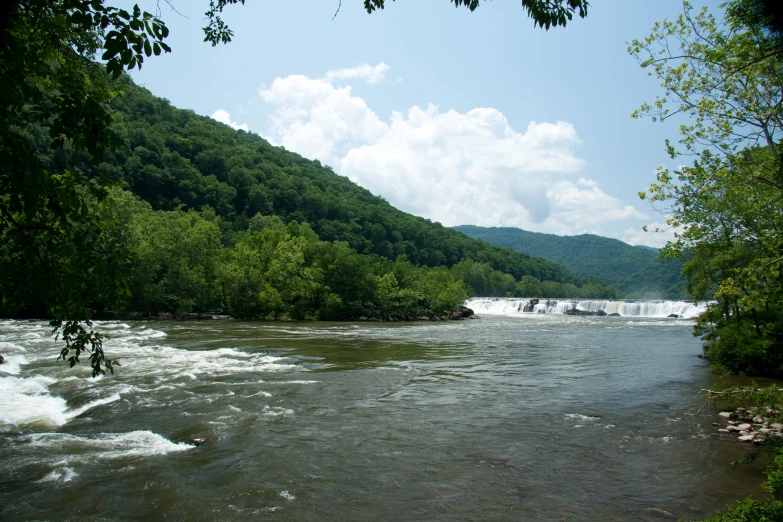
[630, 0, 783, 379]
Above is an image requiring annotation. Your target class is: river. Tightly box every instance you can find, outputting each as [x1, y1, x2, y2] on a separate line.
[0, 306, 769, 520]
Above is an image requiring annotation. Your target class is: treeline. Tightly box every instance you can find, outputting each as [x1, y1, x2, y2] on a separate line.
[454, 225, 688, 299]
[1, 189, 616, 321]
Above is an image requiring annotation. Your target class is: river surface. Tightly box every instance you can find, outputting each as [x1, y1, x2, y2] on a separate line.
[0, 314, 770, 520]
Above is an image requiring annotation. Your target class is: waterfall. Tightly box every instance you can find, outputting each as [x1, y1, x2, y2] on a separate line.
[465, 297, 709, 319]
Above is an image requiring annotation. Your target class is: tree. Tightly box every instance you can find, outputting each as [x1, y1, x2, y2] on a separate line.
[629, 0, 783, 376]
[362, 0, 588, 29]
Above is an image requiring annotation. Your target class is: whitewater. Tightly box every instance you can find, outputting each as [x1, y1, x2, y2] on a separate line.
[466, 297, 709, 319]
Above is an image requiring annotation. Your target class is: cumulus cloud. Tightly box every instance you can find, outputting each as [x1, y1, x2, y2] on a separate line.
[211, 109, 249, 132]
[325, 62, 391, 84]
[546, 180, 647, 232]
[621, 221, 683, 249]
[256, 64, 651, 241]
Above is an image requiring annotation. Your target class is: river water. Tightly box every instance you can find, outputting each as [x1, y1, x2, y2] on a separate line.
[0, 311, 769, 520]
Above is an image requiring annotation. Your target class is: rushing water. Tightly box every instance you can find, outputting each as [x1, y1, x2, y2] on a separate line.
[467, 297, 710, 318]
[0, 313, 770, 520]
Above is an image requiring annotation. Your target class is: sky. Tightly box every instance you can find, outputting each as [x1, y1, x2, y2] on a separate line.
[119, 0, 721, 248]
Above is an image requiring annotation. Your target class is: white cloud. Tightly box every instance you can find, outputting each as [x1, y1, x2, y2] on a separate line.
[325, 62, 391, 85]
[211, 109, 249, 132]
[255, 64, 651, 240]
[545, 180, 647, 233]
[621, 220, 683, 249]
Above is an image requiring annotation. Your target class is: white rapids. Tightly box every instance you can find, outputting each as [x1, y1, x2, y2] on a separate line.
[466, 297, 709, 319]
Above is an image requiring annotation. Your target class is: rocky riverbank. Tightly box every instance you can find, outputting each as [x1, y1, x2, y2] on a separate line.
[355, 305, 479, 322]
[713, 406, 783, 444]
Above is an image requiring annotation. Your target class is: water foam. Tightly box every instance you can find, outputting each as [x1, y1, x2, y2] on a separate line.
[564, 414, 601, 421]
[64, 393, 121, 420]
[263, 406, 293, 417]
[0, 375, 121, 427]
[466, 297, 710, 319]
[0, 376, 69, 426]
[37, 466, 78, 483]
[0, 320, 301, 432]
[27, 430, 194, 459]
[0, 354, 28, 375]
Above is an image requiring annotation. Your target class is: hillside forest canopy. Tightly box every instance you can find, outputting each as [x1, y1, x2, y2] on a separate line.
[0, 0, 597, 375]
[453, 225, 688, 299]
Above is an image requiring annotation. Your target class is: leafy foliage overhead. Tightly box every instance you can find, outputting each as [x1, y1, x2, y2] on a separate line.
[363, 0, 588, 29]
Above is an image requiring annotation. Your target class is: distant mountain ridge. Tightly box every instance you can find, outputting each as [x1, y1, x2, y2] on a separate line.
[452, 226, 687, 298]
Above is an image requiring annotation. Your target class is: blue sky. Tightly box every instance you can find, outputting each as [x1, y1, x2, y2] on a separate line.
[121, 0, 720, 247]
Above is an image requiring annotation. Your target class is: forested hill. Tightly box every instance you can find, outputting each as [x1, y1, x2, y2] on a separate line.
[453, 226, 688, 298]
[60, 79, 588, 284]
[3, 76, 623, 323]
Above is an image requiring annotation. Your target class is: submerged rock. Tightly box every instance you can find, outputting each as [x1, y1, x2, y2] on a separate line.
[563, 309, 607, 316]
[469, 315, 481, 319]
[667, 314, 679, 318]
[608, 313, 621, 317]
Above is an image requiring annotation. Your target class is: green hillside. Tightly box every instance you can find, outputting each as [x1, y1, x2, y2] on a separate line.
[453, 226, 687, 298]
[2, 78, 619, 322]
[85, 80, 586, 283]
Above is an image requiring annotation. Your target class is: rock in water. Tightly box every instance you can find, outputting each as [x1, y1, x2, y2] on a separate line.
[564, 309, 607, 316]
[718, 411, 733, 418]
